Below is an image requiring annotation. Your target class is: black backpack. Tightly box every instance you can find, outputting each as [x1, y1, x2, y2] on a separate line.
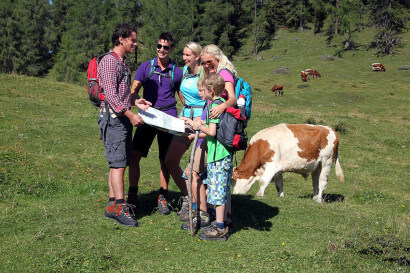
[208, 99, 248, 152]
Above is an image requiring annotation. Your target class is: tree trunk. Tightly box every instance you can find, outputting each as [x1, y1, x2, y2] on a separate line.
[253, 0, 258, 55]
[334, 0, 340, 37]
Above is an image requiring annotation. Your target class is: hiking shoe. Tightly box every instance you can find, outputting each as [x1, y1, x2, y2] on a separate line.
[113, 203, 138, 227]
[211, 214, 234, 231]
[126, 192, 140, 209]
[198, 224, 228, 241]
[177, 195, 189, 216]
[179, 208, 196, 221]
[158, 194, 170, 215]
[181, 210, 211, 230]
[104, 201, 116, 219]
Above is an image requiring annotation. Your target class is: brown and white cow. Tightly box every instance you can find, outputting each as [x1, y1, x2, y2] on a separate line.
[271, 84, 284, 96]
[300, 71, 308, 82]
[306, 69, 321, 78]
[232, 124, 344, 203]
[372, 63, 386, 72]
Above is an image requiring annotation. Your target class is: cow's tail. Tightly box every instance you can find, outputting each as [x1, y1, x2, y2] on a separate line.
[335, 153, 344, 182]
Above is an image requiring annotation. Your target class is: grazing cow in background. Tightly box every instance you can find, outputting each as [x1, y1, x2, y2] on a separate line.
[271, 84, 284, 96]
[372, 63, 386, 72]
[306, 69, 321, 78]
[300, 71, 308, 82]
[232, 124, 344, 203]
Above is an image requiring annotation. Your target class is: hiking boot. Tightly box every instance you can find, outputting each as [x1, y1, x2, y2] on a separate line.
[113, 203, 138, 227]
[126, 192, 140, 209]
[211, 214, 234, 231]
[177, 195, 189, 216]
[104, 201, 116, 219]
[157, 194, 170, 215]
[179, 207, 196, 221]
[198, 224, 228, 241]
[181, 210, 211, 230]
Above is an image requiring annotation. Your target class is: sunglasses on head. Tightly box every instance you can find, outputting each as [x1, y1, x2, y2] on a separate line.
[157, 44, 170, 51]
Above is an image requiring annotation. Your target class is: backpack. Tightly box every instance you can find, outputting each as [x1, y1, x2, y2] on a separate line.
[218, 68, 252, 120]
[86, 51, 126, 108]
[147, 58, 176, 89]
[209, 99, 248, 152]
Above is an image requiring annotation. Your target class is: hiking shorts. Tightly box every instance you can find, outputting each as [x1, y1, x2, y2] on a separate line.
[182, 140, 208, 181]
[193, 140, 207, 174]
[132, 124, 173, 160]
[206, 154, 233, 206]
[98, 112, 132, 168]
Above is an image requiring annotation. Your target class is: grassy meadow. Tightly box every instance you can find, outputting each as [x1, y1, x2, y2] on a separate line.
[0, 28, 409, 272]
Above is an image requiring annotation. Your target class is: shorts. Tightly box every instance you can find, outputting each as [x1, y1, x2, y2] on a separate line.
[193, 140, 207, 174]
[182, 140, 207, 181]
[98, 112, 132, 168]
[206, 154, 233, 206]
[132, 124, 173, 160]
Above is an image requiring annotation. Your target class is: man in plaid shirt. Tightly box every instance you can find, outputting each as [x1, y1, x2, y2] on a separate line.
[98, 23, 151, 227]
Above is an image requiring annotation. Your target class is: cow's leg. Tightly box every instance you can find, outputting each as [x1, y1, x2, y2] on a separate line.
[313, 159, 333, 203]
[275, 174, 284, 197]
[256, 163, 281, 196]
[311, 165, 321, 199]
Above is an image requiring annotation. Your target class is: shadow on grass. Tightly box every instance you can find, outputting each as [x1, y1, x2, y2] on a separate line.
[133, 190, 279, 234]
[230, 194, 279, 234]
[297, 193, 345, 203]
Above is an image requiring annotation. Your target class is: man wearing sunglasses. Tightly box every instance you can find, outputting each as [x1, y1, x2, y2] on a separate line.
[128, 32, 186, 215]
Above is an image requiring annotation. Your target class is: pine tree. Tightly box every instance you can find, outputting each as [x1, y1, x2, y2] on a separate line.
[52, 0, 110, 83]
[370, 0, 407, 55]
[0, 0, 53, 76]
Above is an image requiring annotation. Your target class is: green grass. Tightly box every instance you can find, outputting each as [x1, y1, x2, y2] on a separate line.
[1, 28, 409, 272]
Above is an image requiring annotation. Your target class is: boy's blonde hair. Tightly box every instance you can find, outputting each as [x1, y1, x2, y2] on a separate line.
[197, 77, 204, 90]
[202, 75, 225, 97]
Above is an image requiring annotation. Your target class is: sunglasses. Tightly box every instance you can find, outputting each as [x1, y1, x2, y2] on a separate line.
[201, 59, 216, 67]
[157, 44, 170, 51]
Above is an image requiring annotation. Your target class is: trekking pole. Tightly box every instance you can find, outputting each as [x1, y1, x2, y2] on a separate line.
[187, 130, 200, 237]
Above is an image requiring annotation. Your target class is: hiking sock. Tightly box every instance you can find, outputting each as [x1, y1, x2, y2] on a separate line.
[159, 188, 168, 197]
[116, 199, 125, 204]
[215, 222, 225, 230]
[108, 197, 115, 202]
[128, 186, 138, 194]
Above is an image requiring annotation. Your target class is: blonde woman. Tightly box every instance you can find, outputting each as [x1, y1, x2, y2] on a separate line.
[201, 44, 237, 118]
[165, 42, 205, 216]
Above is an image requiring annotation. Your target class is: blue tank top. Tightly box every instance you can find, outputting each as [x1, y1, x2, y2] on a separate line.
[179, 65, 205, 119]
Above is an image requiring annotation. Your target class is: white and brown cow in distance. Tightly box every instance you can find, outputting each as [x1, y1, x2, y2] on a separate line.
[232, 124, 345, 203]
[372, 63, 386, 72]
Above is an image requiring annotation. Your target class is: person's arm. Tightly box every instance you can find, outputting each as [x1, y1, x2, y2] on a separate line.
[177, 90, 185, 105]
[134, 98, 151, 111]
[209, 81, 236, 119]
[124, 110, 144, 127]
[193, 119, 216, 137]
[130, 80, 143, 106]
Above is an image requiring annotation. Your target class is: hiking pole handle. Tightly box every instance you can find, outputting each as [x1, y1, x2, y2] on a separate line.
[188, 130, 200, 237]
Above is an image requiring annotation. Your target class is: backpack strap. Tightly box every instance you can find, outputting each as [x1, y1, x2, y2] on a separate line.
[170, 63, 176, 89]
[98, 51, 128, 94]
[147, 58, 176, 89]
[147, 58, 156, 79]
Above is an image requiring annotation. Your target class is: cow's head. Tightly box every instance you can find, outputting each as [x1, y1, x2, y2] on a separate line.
[232, 167, 258, 194]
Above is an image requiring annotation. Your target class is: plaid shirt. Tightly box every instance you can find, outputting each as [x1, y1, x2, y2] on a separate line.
[98, 50, 131, 114]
